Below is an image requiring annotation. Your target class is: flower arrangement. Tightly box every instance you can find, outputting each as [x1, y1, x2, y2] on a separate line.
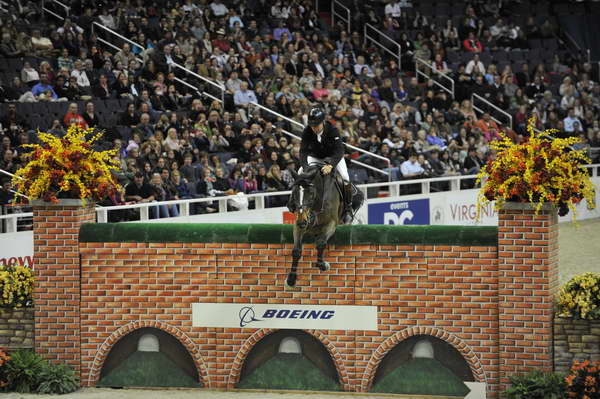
[476, 117, 596, 220]
[11, 125, 120, 203]
[565, 360, 600, 399]
[0, 349, 9, 389]
[557, 272, 600, 320]
[0, 265, 33, 308]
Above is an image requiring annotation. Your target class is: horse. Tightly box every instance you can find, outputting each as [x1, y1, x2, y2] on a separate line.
[286, 163, 363, 287]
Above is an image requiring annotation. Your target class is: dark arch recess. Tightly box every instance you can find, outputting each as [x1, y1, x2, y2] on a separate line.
[238, 329, 340, 385]
[99, 327, 200, 385]
[373, 334, 475, 386]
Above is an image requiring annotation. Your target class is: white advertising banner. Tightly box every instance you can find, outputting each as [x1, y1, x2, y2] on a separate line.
[429, 189, 497, 226]
[192, 303, 378, 331]
[0, 231, 34, 268]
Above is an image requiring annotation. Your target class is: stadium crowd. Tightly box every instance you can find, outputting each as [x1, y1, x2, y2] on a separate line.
[0, 0, 599, 220]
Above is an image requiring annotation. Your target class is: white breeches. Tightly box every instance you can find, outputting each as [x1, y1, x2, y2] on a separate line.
[298, 156, 350, 182]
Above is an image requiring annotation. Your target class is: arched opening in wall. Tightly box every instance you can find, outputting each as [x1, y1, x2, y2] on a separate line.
[98, 327, 201, 388]
[237, 329, 341, 391]
[371, 335, 474, 397]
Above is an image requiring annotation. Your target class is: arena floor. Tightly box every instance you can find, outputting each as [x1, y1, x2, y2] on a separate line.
[5, 219, 599, 399]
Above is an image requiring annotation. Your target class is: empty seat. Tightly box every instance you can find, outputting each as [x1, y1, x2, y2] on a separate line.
[509, 51, 526, 62]
[542, 39, 558, 50]
[528, 39, 542, 49]
[492, 50, 509, 62]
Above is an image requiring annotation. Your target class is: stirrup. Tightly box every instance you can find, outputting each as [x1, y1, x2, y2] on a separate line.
[342, 210, 353, 224]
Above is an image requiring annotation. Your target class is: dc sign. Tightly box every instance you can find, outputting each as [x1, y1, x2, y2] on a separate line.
[368, 199, 430, 225]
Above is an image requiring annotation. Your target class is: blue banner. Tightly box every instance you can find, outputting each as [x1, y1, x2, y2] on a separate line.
[368, 199, 430, 225]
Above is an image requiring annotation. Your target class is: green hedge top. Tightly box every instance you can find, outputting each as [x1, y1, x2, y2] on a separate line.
[79, 223, 498, 246]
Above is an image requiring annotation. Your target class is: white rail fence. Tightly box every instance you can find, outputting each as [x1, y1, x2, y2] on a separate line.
[3, 164, 599, 234]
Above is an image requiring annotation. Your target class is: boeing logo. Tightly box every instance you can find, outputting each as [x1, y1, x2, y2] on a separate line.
[238, 306, 336, 327]
[239, 307, 262, 327]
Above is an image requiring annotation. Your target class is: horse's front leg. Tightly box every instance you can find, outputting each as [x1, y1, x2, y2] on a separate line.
[286, 225, 303, 287]
[314, 241, 330, 272]
[314, 221, 336, 272]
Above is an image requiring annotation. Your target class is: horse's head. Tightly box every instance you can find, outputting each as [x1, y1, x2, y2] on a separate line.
[294, 165, 322, 229]
[295, 181, 318, 229]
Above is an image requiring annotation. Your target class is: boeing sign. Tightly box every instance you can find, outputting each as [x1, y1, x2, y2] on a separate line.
[192, 303, 378, 331]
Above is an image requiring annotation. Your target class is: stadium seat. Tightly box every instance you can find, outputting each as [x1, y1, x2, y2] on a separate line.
[349, 168, 369, 184]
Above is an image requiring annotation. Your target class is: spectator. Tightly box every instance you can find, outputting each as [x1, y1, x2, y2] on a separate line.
[31, 73, 58, 100]
[564, 108, 582, 135]
[80, 102, 99, 128]
[30, 29, 54, 57]
[463, 32, 483, 52]
[149, 172, 179, 218]
[63, 102, 88, 128]
[234, 81, 257, 118]
[465, 54, 485, 76]
[400, 151, 424, 178]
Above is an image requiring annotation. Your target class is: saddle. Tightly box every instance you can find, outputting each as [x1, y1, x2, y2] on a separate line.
[291, 166, 363, 217]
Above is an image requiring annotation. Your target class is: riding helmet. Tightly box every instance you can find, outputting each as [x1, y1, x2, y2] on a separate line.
[307, 107, 325, 126]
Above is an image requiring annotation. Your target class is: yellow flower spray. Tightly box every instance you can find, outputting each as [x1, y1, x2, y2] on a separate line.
[476, 117, 596, 221]
[11, 125, 121, 203]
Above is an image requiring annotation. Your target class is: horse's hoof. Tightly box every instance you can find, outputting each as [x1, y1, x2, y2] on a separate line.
[286, 273, 297, 287]
[314, 261, 330, 272]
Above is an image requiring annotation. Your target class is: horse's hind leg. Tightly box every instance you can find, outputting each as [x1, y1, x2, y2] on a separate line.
[287, 226, 303, 287]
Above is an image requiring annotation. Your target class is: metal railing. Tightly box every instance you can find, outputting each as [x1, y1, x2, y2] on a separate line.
[91, 22, 225, 103]
[332, 0, 351, 33]
[471, 93, 513, 129]
[415, 57, 455, 97]
[41, 0, 70, 18]
[2, 164, 599, 233]
[249, 102, 392, 180]
[88, 20, 389, 178]
[364, 23, 401, 67]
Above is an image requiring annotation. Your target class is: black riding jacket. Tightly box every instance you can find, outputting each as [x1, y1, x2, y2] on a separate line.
[299, 122, 345, 169]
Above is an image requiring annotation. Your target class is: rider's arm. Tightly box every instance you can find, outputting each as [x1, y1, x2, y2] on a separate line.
[299, 128, 311, 169]
[324, 125, 345, 166]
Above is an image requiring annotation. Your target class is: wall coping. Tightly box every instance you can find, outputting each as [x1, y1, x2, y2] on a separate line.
[500, 202, 555, 211]
[31, 199, 89, 207]
[79, 223, 498, 246]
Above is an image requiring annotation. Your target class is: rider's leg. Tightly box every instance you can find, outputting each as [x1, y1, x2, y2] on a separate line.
[334, 159, 354, 224]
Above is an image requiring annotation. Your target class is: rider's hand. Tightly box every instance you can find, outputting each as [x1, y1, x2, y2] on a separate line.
[321, 164, 333, 175]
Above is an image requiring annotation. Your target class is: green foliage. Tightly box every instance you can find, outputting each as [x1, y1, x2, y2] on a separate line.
[4, 349, 44, 393]
[36, 363, 78, 394]
[371, 358, 470, 396]
[504, 370, 567, 399]
[3, 349, 79, 394]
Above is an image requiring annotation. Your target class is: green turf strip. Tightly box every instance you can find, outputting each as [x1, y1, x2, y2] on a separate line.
[80, 223, 498, 246]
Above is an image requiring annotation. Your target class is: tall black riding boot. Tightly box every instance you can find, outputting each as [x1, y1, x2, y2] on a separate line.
[342, 182, 354, 224]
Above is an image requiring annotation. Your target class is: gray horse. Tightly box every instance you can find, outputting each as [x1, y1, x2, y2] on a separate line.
[286, 164, 362, 287]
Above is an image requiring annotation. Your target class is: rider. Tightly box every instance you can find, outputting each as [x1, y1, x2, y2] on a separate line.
[287, 107, 354, 224]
